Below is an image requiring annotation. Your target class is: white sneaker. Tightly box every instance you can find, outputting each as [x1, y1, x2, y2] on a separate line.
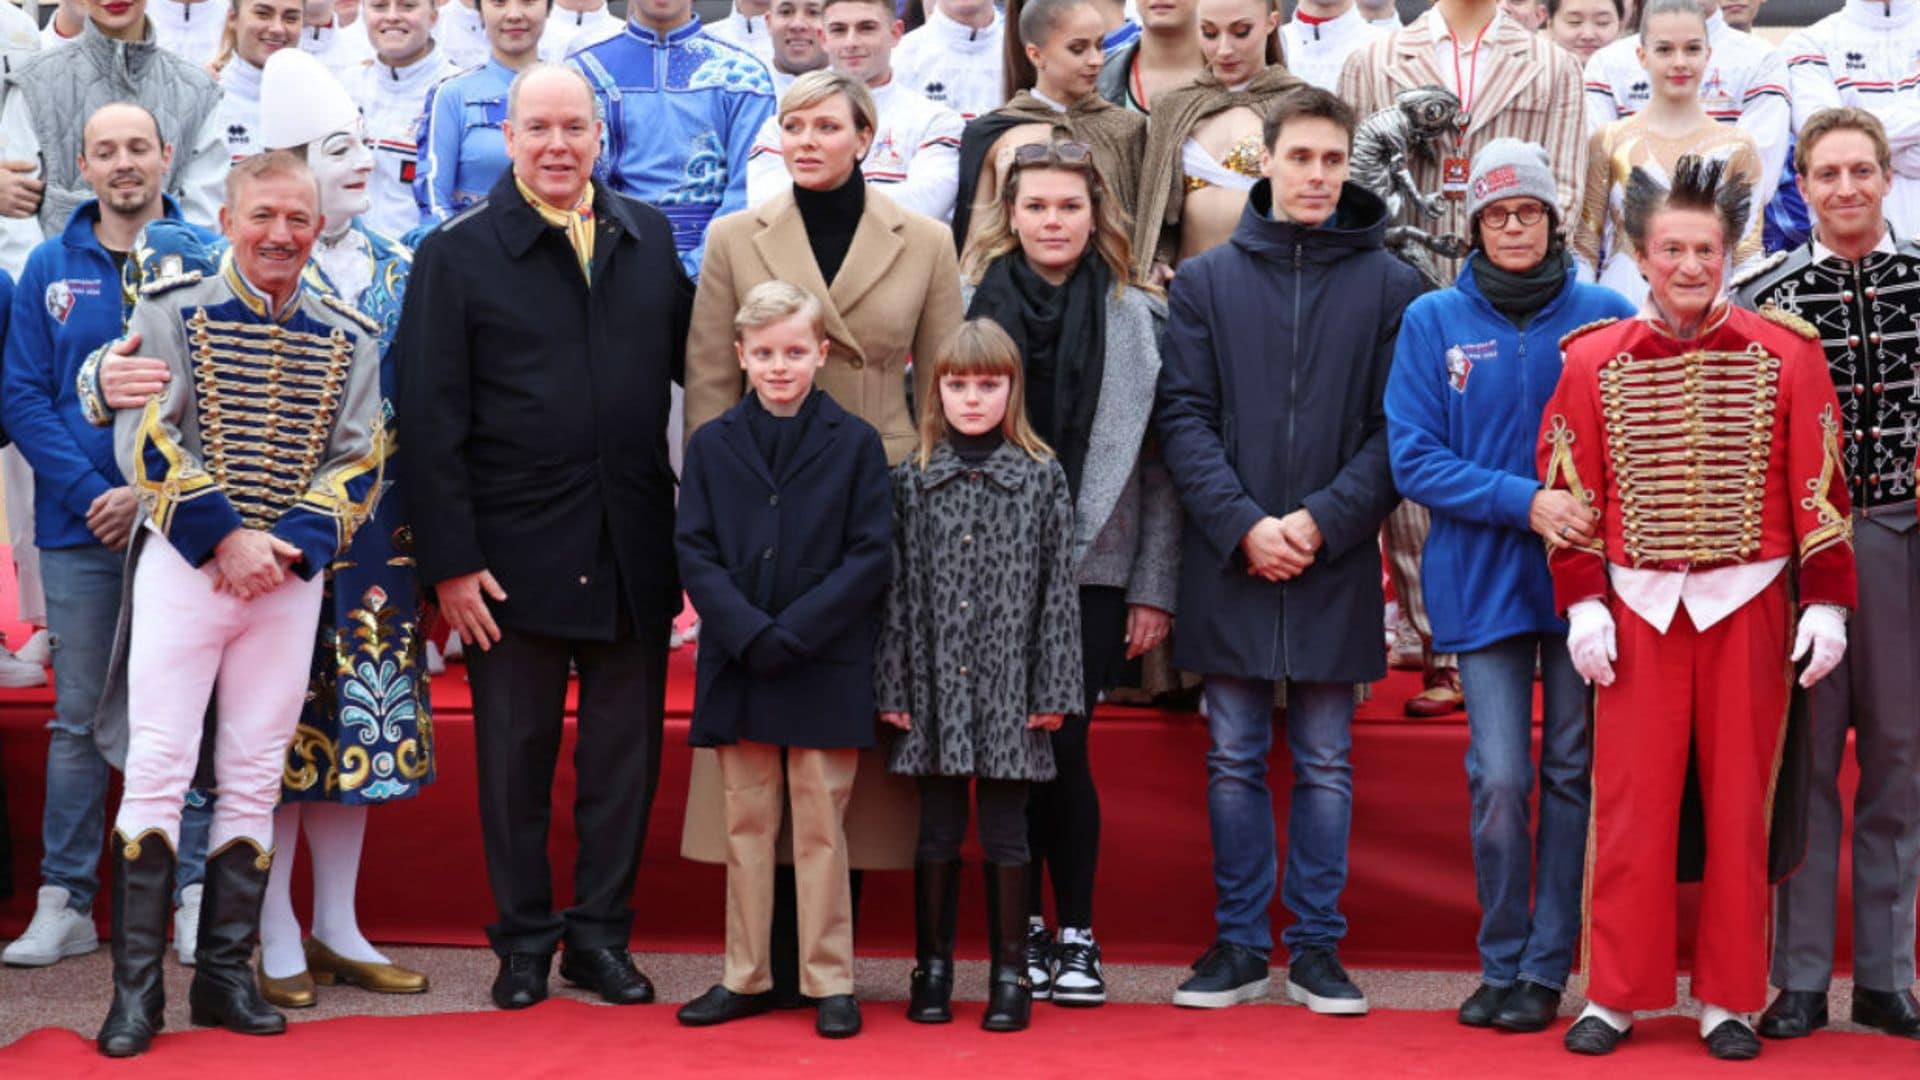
[442, 631, 465, 662]
[0, 649, 46, 688]
[425, 640, 447, 675]
[2, 886, 99, 966]
[12, 628, 50, 666]
[174, 884, 202, 966]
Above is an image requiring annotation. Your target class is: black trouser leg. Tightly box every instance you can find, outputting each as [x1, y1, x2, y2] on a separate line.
[1027, 588, 1124, 927]
[563, 628, 666, 951]
[467, 627, 571, 957]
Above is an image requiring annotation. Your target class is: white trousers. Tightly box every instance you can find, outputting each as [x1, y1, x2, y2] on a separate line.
[115, 536, 323, 853]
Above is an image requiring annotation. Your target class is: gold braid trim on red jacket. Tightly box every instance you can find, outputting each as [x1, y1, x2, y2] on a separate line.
[1800, 403, 1853, 561]
[1542, 414, 1606, 554]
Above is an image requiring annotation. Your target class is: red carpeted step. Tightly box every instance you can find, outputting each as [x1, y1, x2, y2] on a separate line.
[4, 999, 1913, 1077]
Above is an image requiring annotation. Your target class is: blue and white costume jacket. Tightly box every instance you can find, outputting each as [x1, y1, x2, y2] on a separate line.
[415, 57, 515, 222]
[571, 16, 775, 278]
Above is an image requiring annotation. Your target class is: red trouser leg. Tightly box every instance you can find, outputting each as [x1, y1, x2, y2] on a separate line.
[1688, 582, 1792, 1013]
[1586, 597, 1695, 1011]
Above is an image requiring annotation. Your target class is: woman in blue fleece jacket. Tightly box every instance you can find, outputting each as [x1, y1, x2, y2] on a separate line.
[1384, 140, 1635, 1036]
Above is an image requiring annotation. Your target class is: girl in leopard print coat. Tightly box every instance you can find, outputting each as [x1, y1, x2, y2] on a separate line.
[875, 320, 1083, 1031]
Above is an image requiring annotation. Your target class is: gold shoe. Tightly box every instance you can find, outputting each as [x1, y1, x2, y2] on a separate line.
[305, 938, 429, 994]
[257, 960, 318, 1008]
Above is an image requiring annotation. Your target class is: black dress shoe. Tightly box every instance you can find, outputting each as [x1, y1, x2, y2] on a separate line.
[491, 953, 551, 1010]
[677, 984, 776, 1027]
[815, 994, 861, 1038]
[1457, 982, 1508, 1027]
[1852, 987, 1920, 1038]
[1758, 989, 1828, 1039]
[1564, 1015, 1631, 1055]
[1492, 982, 1562, 1033]
[1704, 1019, 1762, 1060]
[559, 946, 655, 1005]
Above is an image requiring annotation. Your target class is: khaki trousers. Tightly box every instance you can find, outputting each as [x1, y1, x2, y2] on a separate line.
[719, 742, 859, 997]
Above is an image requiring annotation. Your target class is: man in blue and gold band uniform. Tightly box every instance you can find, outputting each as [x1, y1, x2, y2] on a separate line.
[1735, 106, 1920, 1042]
[90, 151, 386, 1060]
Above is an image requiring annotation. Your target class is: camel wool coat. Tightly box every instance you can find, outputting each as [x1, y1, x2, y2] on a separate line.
[680, 185, 964, 869]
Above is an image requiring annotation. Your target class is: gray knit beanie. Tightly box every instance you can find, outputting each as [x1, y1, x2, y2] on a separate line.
[1465, 138, 1559, 224]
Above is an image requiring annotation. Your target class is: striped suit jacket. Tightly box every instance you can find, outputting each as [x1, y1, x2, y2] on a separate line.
[1337, 13, 1588, 285]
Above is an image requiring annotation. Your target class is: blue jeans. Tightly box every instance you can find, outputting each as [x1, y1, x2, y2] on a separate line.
[40, 544, 209, 909]
[1457, 633, 1590, 990]
[1202, 676, 1355, 955]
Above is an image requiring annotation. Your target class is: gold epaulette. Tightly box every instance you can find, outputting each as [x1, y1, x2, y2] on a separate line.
[1759, 303, 1819, 340]
[319, 293, 382, 337]
[1559, 317, 1620, 351]
[139, 269, 204, 297]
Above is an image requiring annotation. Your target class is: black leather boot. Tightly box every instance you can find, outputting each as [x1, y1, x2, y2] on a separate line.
[981, 862, 1033, 1033]
[97, 830, 176, 1057]
[907, 860, 961, 1023]
[187, 840, 287, 1035]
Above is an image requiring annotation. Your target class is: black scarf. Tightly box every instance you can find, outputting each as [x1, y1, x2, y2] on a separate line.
[966, 251, 1108, 495]
[1470, 246, 1571, 330]
[793, 165, 866, 286]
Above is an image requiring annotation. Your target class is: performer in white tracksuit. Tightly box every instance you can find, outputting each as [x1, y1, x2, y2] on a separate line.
[351, 0, 461, 237]
[893, 0, 1003, 120]
[1778, 0, 1920, 238]
[704, 0, 777, 66]
[213, 0, 305, 162]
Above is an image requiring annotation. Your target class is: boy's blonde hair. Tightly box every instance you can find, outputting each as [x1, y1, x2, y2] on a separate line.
[915, 319, 1054, 469]
[733, 280, 826, 343]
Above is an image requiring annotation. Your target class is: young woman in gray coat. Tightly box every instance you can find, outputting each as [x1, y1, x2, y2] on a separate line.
[961, 136, 1181, 1008]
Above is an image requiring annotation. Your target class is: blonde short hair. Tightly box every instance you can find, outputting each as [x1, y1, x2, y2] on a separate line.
[734, 280, 826, 342]
[777, 70, 878, 135]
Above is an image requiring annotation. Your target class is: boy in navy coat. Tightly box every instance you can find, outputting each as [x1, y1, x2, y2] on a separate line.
[672, 280, 894, 1039]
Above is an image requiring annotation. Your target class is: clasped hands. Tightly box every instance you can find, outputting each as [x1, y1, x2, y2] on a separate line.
[209, 529, 302, 600]
[1240, 509, 1320, 581]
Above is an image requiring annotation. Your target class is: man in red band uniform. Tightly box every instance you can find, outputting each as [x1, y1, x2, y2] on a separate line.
[1537, 155, 1857, 1062]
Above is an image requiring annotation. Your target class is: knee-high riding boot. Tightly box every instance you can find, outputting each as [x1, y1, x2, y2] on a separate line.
[907, 860, 961, 1023]
[982, 862, 1033, 1032]
[97, 830, 177, 1058]
[187, 841, 287, 1035]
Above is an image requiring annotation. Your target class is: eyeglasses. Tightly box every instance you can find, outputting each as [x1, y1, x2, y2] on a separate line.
[1012, 140, 1094, 169]
[1481, 202, 1548, 229]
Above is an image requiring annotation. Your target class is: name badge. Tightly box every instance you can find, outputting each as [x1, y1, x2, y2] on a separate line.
[1442, 156, 1471, 199]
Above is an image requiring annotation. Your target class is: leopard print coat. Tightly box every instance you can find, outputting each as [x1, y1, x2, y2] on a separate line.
[877, 441, 1085, 781]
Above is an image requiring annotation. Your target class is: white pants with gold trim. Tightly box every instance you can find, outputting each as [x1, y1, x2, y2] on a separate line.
[115, 535, 323, 853]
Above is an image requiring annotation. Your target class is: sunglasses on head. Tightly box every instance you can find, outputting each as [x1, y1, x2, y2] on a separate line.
[1012, 140, 1094, 168]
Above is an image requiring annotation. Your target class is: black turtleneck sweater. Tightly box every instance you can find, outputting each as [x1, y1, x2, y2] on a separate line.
[949, 428, 1004, 464]
[793, 165, 866, 286]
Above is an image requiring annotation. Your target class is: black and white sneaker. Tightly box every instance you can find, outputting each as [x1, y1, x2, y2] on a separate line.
[1284, 947, 1368, 1015]
[1050, 929, 1106, 1007]
[1171, 942, 1270, 1008]
[1025, 920, 1054, 1000]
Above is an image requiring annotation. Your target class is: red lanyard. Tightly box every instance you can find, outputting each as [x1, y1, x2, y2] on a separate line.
[1450, 17, 1492, 142]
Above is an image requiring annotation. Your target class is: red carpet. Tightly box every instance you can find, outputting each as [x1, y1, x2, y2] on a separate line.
[4, 999, 1914, 1078]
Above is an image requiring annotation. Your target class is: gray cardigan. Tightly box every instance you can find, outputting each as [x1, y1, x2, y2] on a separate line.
[961, 280, 1181, 613]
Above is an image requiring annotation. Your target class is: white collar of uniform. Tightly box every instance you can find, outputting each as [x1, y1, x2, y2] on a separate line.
[1845, 0, 1917, 30]
[927, 5, 1002, 46]
[1367, 12, 1402, 29]
[1812, 225, 1898, 268]
[869, 75, 899, 108]
[222, 56, 264, 100]
[372, 45, 447, 86]
[1705, 9, 1730, 44]
[151, 0, 212, 27]
[1031, 88, 1069, 112]
[1425, 4, 1505, 47]
[1288, 5, 1372, 42]
[727, 3, 765, 33]
[557, 1, 612, 27]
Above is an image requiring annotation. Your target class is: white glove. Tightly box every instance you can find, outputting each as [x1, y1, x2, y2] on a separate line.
[1566, 599, 1617, 687]
[1791, 603, 1848, 688]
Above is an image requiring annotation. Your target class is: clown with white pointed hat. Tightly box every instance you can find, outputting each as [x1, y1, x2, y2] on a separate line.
[252, 46, 438, 1008]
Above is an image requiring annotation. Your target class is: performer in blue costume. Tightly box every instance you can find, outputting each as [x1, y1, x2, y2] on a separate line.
[415, 0, 558, 222]
[570, 0, 776, 278]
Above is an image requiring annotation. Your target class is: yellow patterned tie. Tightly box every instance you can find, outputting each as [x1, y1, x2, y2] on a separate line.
[516, 177, 596, 283]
